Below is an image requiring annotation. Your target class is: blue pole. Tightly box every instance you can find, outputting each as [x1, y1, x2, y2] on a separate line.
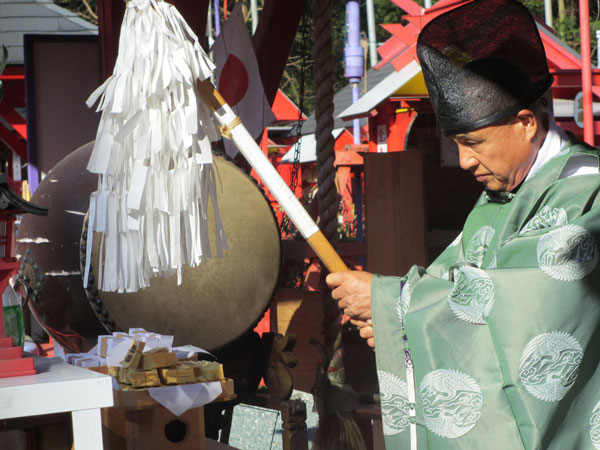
[352, 85, 360, 144]
[214, 0, 221, 36]
[345, 0, 364, 145]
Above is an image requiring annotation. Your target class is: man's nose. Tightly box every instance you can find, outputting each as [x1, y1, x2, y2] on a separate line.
[458, 147, 478, 171]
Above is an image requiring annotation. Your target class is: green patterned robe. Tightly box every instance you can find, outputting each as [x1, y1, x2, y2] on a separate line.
[372, 139, 600, 449]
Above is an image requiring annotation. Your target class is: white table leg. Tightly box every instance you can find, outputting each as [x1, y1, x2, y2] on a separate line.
[72, 408, 104, 450]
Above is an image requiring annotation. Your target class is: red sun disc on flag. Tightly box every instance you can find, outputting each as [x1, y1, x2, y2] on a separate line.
[218, 54, 249, 107]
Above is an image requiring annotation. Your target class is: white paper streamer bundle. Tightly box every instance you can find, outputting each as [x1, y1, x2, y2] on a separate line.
[83, 0, 227, 293]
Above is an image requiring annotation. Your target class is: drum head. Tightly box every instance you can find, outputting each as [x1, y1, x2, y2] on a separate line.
[18, 142, 281, 352]
[86, 155, 281, 350]
[17, 142, 106, 352]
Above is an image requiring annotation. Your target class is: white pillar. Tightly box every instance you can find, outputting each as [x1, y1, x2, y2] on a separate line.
[597, 29, 600, 68]
[72, 409, 104, 450]
[544, 0, 553, 28]
[251, 0, 258, 34]
[365, 0, 378, 67]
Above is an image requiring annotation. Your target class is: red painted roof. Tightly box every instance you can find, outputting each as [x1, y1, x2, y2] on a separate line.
[390, 0, 424, 16]
[272, 89, 307, 123]
[378, 0, 589, 85]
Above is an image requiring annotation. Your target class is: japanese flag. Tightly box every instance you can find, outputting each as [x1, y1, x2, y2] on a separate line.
[212, 3, 276, 157]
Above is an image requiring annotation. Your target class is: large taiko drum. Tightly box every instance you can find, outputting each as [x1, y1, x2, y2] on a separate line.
[17, 142, 281, 352]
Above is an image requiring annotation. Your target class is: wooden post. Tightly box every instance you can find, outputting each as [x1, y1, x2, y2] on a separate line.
[281, 399, 308, 450]
[579, 0, 595, 146]
[364, 151, 426, 275]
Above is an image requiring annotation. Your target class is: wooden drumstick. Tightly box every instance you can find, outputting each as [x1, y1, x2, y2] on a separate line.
[196, 79, 348, 274]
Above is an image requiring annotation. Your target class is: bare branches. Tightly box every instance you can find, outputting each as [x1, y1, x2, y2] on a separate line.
[81, 0, 98, 21]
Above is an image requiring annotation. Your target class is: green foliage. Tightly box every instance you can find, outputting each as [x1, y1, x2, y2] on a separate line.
[282, 0, 404, 116]
[281, 0, 600, 113]
[519, 0, 600, 65]
[520, 0, 545, 17]
[278, 259, 310, 289]
[338, 202, 359, 242]
[278, 208, 299, 240]
[53, 0, 97, 24]
[372, 0, 405, 43]
[52, 0, 599, 112]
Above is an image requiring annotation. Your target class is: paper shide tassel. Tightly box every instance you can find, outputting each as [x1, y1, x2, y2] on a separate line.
[83, 0, 227, 293]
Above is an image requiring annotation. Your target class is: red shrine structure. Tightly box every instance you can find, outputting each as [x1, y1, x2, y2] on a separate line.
[341, 0, 600, 155]
[322, 0, 600, 281]
[0, 0, 597, 386]
[0, 61, 33, 379]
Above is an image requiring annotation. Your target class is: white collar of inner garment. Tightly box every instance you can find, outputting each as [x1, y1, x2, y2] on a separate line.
[524, 119, 568, 182]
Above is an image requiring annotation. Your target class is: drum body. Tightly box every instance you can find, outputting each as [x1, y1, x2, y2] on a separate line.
[17, 142, 281, 351]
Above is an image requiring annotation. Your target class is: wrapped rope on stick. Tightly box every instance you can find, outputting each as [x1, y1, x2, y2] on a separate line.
[83, 0, 227, 293]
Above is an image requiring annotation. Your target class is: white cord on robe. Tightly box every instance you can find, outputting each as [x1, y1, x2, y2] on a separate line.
[84, 0, 226, 293]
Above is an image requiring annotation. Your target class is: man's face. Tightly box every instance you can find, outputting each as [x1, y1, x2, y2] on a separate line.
[451, 117, 538, 192]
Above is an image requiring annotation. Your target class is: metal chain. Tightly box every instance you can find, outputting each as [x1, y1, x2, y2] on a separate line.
[289, 5, 309, 193]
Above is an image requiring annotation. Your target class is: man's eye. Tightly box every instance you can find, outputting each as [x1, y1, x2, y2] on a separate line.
[465, 140, 482, 147]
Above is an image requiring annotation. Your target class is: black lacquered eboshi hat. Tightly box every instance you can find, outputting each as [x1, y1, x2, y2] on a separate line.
[416, 0, 553, 136]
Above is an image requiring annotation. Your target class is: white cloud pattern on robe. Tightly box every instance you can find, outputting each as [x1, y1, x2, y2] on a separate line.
[520, 206, 568, 234]
[419, 369, 483, 438]
[377, 370, 411, 435]
[465, 226, 495, 268]
[537, 224, 598, 281]
[591, 400, 600, 449]
[448, 265, 494, 324]
[519, 331, 583, 402]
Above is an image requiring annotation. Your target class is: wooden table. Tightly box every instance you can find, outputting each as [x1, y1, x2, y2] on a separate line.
[102, 378, 236, 450]
[0, 356, 114, 450]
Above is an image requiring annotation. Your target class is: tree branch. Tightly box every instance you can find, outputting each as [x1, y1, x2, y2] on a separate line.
[80, 0, 98, 21]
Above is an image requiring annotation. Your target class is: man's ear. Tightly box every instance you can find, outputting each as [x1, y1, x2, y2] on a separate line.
[515, 109, 538, 141]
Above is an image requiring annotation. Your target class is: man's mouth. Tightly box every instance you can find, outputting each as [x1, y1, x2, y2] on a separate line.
[474, 173, 488, 182]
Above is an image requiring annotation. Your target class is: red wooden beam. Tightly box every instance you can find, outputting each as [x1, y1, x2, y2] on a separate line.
[0, 67, 24, 77]
[376, 36, 408, 70]
[0, 75, 24, 81]
[579, 0, 595, 145]
[391, 43, 417, 72]
[0, 123, 27, 161]
[541, 34, 581, 70]
[551, 69, 600, 100]
[1, 80, 26, 107]
[335, 149, 364, 166]
[550, 69, 600, 87]
[559, 120, 600, 135]
[381, 24, 418, 46]
[0, 104, 27, 140]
